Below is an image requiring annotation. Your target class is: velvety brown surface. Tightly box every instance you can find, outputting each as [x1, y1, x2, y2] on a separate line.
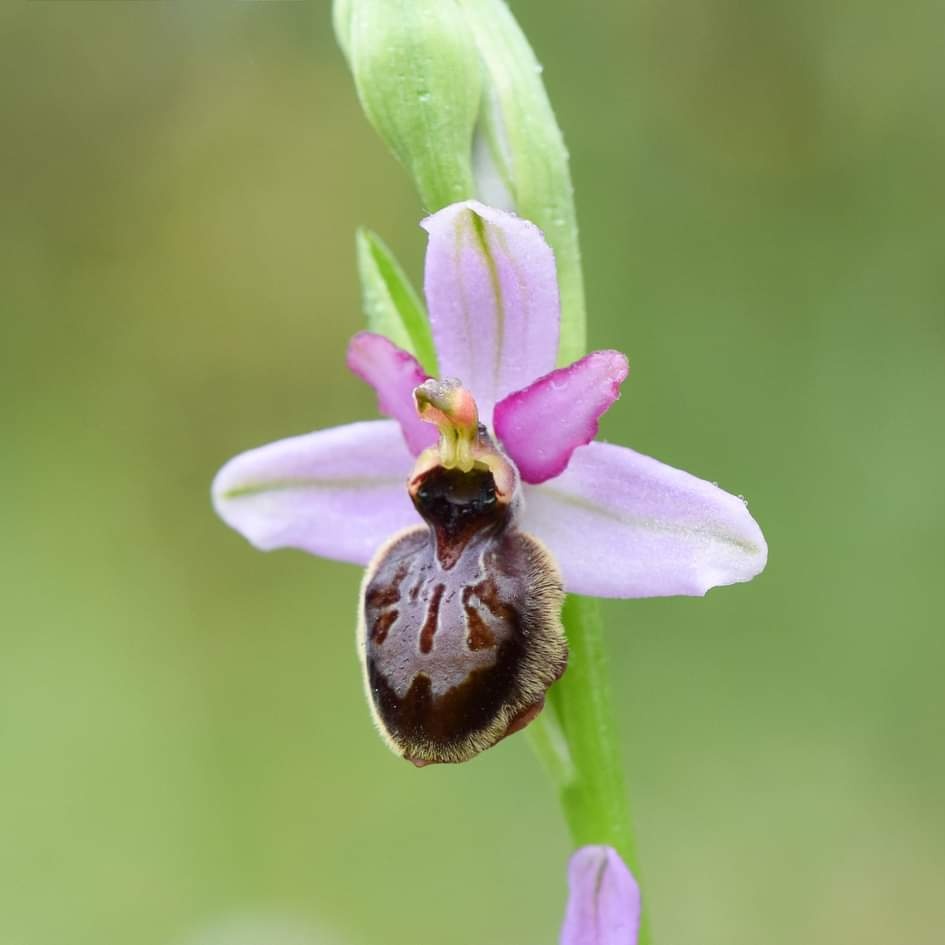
[362, 464, 565, 761]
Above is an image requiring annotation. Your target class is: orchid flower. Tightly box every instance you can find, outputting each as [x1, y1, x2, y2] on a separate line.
[213, 200, 765, 594]
[561, 846, 641, 945]
[212, 200, 766, 764]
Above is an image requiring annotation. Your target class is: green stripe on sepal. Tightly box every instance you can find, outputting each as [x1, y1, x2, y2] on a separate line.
[355, 227, 438, 375]
[340, 0, 482, 212]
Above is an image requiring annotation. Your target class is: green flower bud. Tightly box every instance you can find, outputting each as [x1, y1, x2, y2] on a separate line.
[334, 0, 482, 211]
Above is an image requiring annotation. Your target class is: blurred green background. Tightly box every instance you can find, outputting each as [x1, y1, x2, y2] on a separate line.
[2, 3, 942, 944]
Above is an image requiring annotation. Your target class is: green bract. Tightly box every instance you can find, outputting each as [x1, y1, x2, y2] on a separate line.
[334, 0, 586, 364]
[355, 227, 437, 374]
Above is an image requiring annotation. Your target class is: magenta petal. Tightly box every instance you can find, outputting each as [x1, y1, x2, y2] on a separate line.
[212, 420, 418, 566]
[494, 350, 629, 484]
[560, 846, 640, 945]
[421, 200, 560, 418]
[523, 442, 767, 598]
[346, 332, 437, 455]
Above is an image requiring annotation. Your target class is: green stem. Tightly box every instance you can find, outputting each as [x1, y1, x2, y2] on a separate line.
[552, 597, 633, 862]
[541, 595, 651, 944]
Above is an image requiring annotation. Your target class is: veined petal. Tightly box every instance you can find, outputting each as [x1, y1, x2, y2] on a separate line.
[494, 350, 629, 484]
[560, 846, 640, 945]
[346, 332, 437, 455]
[523, 442, 767, 598]
[421, 200, 560, 418]
[212, 420, 418, 566]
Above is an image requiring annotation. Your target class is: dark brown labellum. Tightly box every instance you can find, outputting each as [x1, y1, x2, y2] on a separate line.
[359, 465, 567, 765]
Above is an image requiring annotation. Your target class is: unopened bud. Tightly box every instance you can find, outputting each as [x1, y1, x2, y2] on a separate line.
[334, 0, 482, 211]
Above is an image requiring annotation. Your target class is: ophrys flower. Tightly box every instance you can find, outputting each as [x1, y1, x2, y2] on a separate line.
[212, 201, 767, 764]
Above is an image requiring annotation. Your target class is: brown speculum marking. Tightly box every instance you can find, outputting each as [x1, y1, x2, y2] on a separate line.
[418, 583, 445, 654]
[361, 434, 568, 766]
[371, 609, 398, 644]
[365, 562, 407, 608]
[462, 585, 497, 651]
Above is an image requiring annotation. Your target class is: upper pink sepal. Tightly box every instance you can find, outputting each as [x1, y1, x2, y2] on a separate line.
[346, 331, 437, 455]
[421, 201, 560, 419]
[494, 350, 629, 484]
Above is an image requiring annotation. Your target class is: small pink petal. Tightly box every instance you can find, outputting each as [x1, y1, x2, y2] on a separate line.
[421, 200, 560, 419]
[494, 350, 629, 484]
[560, 846, 640, 945]
[212, 420, 418, 565]
[346, 332, 437, 455]
[523, 441, 767, 597]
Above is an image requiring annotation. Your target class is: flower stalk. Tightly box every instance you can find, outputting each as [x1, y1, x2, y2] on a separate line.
[528, 599, 650, 944]
[553, 597, 635, 868]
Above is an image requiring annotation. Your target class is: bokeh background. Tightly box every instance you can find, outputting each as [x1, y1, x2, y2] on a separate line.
[2, 3, 943, 944]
